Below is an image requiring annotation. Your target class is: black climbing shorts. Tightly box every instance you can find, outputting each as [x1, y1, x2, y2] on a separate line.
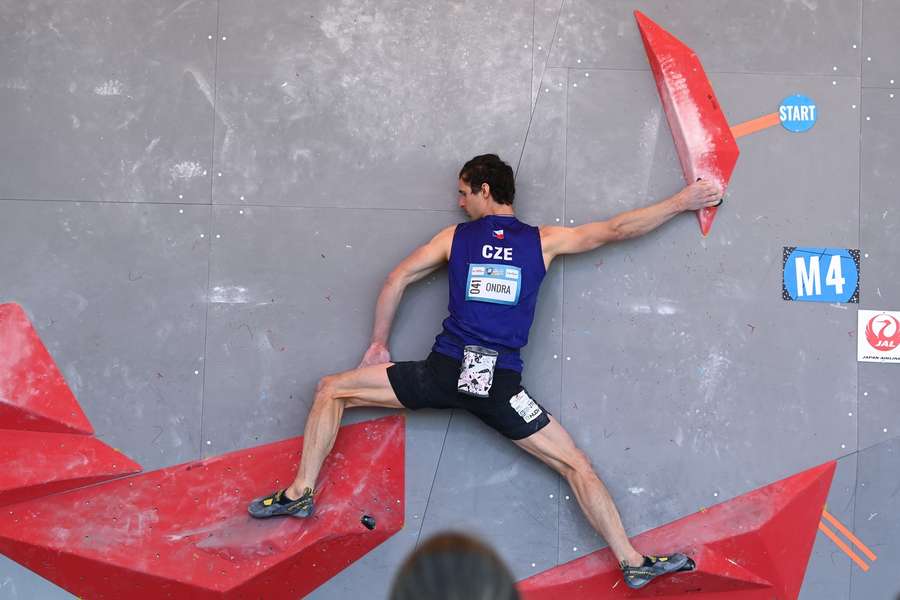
[386, 351, 551, 440]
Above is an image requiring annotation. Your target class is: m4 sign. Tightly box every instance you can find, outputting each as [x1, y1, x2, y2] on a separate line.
[782, 247, 860, 303]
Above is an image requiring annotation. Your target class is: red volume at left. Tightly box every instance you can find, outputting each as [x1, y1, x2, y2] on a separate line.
[0, 303, 141, 506]
[0, 415, 405, 599]
[0, 303, 94, 434]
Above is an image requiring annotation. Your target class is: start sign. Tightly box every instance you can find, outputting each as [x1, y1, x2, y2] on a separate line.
[779, 94, 817, 133]
[782, 247, 860, 303]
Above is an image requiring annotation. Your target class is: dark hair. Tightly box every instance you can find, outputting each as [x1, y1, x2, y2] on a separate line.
[459, 154, 515, 205]
[389, 531, 520, 600]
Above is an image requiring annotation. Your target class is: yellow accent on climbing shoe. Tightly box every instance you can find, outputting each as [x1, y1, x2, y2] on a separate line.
[263, 498, 273, 506]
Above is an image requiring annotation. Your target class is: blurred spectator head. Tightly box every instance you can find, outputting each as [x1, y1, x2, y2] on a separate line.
[390, 531, 520, 600]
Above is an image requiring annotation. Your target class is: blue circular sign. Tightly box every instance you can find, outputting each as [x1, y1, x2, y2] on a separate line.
[779, 94, 817, 132]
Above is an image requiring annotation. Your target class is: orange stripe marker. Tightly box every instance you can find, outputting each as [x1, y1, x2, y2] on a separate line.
[818, 522, 870, 572]
[822, 509, 878, 562]
[730, 112, 782, 139]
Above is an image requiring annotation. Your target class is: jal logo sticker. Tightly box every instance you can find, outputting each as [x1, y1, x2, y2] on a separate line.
[858, 310, 900, 363]
[779, 94, 817, 133]
[782, 247, 859, 303]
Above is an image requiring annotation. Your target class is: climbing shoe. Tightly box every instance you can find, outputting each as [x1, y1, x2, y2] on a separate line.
[248, 487, 314, 519]
[621, 553, 692, 589]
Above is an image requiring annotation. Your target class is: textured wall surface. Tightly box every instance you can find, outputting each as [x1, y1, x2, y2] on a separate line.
[1, 0, 898, 598]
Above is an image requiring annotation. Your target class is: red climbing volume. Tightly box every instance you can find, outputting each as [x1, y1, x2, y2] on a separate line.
[519, 461, 835, 599]
[635, 10, 740, 236]
[0, 415, 405, 599]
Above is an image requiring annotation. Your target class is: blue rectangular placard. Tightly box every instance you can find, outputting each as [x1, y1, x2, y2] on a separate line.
[782, 247, 860, 303]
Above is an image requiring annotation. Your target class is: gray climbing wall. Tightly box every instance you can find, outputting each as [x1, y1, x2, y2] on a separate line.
[1, 0, 898, 598]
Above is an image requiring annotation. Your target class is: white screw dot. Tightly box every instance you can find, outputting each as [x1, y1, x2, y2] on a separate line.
[573, 547, 578, 552]
[713, 492, 718, 497]
[178, 194, 184, 199]
[549, 494, 554, 499]
[852, 44, 857, 49]
[569, 219, 574, 224]
[852, 104, 857, 109]
[555, 217, 560, 222]
[867, 56, 872, 61]
[239, 209, 244, 215]
[832, 81, 837, 85]
[866, 116, 871, 121]
[891, 80, 896, 85]
[206, 440, 211, 445]
[239, 195, 245, 201]
[577, 58, 582, 63]
[203, 170, 207, 176]
[217, 172, 222, 177]
[566, 356, 571, 361]
[841, 444, 846, 449]
[553, 354, 558, 359]
[179, 208, 184, 214]
[524, 44, 529, 49]
[849, 412, 853, 417]
[208, 35, 213, 40]
[565, 495, 570, 500]
[531, 563, 536, 567]
[864, 253, 869, 258]
[891, 94, 895, 99]
[573, 82, 578, 88]
[833, 66, 838, 71]
[200, 233, 205, 238]
[194, 370, 200, 375]
[585, 72, 590, 77]
[215, 234, 221, 239]
[864, 392, 869, 396]
[537, 45, 542, 50]
[221, 36, 227, 41]
[884, 428, 888, 433]
[544, 88, 549, 93]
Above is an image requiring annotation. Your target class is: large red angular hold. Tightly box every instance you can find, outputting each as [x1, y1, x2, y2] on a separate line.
[0, 415, 405, 599]
[0, 429, 142, 507]
[635, 11, 740, 237]
[518, 461, 836, 599]
[0, 303, 93, 434]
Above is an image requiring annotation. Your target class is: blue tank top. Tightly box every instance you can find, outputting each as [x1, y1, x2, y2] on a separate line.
[432, 214, 546, 372]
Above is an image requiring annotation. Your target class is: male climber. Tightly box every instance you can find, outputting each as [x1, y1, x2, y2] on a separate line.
[249, 154, 722, 590]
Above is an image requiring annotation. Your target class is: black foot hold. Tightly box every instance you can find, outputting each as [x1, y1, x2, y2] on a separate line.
[361, 514, 376, 530]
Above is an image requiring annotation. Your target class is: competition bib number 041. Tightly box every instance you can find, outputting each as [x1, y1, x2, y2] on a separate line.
[466, 263, 522, 305]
